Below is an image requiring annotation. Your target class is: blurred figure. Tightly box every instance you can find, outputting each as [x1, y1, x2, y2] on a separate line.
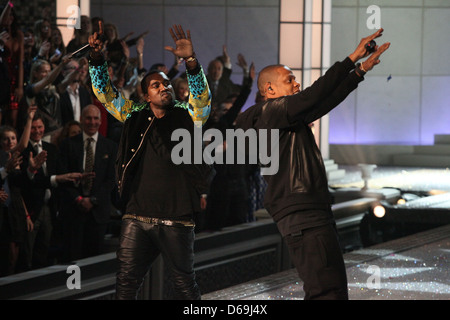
[20, 114, 82, 269]
[172, 77, 189, 102]
[66, 15, 92, 54]
[54, 120, 82, 149]
[59, 58, 93, 125]
[206, 45, 240, 110]
[49, 27, 66, 66]
[33, 18, 51, 54]
[23, 55, 70, 141]
[0, 105, 36, 276]
[22, 28, 37, 88]
[202, 57, 255, 232]
[0, 2, 24, 128]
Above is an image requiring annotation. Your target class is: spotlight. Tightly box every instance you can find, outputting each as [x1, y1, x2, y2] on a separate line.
[397, 198, 406, 205]
[373, 205, 386, 218]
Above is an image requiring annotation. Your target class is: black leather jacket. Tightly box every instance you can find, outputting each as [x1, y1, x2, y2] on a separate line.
[236, 57, 363, 222]
[88, 58, 214, 211]
[116, 106, 215, 210]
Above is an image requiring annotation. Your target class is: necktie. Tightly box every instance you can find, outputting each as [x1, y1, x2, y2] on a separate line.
[34, 143, 47, 175]
[35, 142, 51, 201]
[82, 137, 94, 196]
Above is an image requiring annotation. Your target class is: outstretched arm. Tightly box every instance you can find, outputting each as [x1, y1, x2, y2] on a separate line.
[11, 105, 37, 154]
[88, 21, 136, 122]
[287, 29, 390, 123]
[165, 25, 211, 126]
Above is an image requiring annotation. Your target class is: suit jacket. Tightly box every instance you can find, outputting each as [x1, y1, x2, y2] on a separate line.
[60, 85, 92, 124]
[207, 67, 240, 108]
[0, 150, 27, 229]
[20, 141, 63, 221]
[58, 133, 117, 224]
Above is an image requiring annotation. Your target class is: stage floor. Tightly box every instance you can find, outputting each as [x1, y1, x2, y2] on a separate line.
[329, 165, 450, 192]
[203, 223, 450, 300]
[203, 165, 450, 300]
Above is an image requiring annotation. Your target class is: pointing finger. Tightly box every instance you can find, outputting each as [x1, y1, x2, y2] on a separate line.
[98, 20, 103, 35]
[370, 28, 383, 40]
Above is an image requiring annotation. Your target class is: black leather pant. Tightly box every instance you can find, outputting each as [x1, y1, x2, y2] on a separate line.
[115, 218, 200, 300]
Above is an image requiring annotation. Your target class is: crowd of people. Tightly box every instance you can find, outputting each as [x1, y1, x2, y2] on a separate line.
[0, 3, 266, 277]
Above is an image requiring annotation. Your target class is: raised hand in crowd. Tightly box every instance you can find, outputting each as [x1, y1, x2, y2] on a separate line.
[221, 45, 231, 69]
[27, 149, 47, 173]
[0, 188, 8, 205]
[5, 151, 22, 173]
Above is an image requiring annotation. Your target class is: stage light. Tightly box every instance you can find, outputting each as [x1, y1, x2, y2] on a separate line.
[397, 198, 406, 205]
[373, 205, 386, 218]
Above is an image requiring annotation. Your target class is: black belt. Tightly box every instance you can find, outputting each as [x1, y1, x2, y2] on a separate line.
[122, 214, 195, 227]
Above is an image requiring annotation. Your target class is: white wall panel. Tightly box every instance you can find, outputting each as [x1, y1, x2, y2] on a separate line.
[355, 76, 421, 144]
[421, 76, 450, 144]
[422, 9, 450, 75]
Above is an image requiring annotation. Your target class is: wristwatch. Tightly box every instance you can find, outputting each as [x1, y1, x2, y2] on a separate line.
[355, 63, 367, 77]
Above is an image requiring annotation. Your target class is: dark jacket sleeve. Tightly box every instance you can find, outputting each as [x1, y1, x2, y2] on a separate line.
[259, 57, 362, 129]
[302, 70, 363, 124]
[286, 57, 361, 124]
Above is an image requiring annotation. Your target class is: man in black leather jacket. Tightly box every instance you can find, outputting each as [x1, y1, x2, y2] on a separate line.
[88, 23, 213, 299]
[236, 29, 390, 300]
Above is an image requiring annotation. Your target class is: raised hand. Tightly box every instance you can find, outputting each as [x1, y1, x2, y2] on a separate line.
[0, 188, 8, 204]
[361, 42, 390, 72]
[88, 20, 105, 57]
[349, 28, 385, 63]
[55, 172, 84, 184]
[6, 151, 22, 172]
[249, 62, 255, 80]
[164, 25, 194, 59]
[27, 104, 37, 120]
[28, 150, 47, 172]
[236, 53, 248, 71]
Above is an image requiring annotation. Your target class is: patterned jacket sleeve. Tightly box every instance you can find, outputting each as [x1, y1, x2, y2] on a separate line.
[89, 61, 140, 123]
[89, 60, 211, 126]
[177, 66, 211, 127]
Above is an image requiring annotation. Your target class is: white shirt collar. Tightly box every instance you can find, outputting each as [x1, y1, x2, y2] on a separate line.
[32, 139, 42, 148]
[67, 83, 80, 95]
[83, 131, 98, 143]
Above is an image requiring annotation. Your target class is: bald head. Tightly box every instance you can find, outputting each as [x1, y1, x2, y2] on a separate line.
[81, 104, 102, 136]
[257, 65, 282, 95]
[257, 64, 300, 100]
[82, 104, 101, 118]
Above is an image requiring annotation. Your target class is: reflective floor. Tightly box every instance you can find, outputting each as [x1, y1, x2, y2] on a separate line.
[203, 224, 450, 300]
[204, 165, 450, 300]
[330, 165, 450, 192]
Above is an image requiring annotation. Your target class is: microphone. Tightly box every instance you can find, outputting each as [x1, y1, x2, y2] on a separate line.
[365, 40, 376, 54]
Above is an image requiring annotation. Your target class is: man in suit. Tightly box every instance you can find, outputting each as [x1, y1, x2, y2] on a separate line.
[59, 59, 92, 125]
[20, 114, 83, 269]
[206, 46, 240, 109]
[58, 104, 117, 261]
